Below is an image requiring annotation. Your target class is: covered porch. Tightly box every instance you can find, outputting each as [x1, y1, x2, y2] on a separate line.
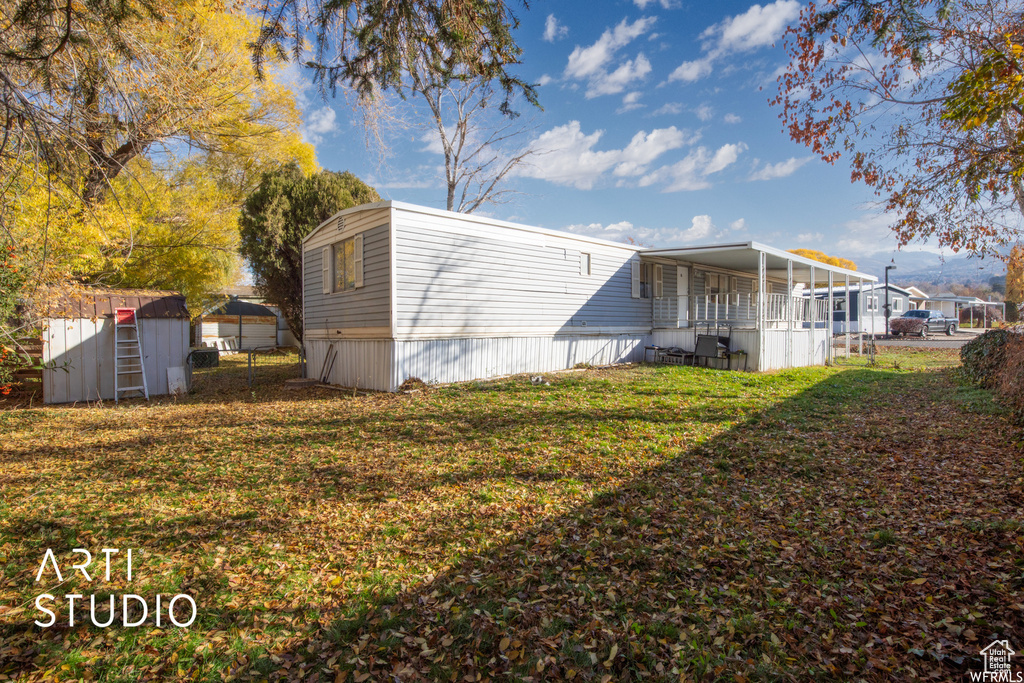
[639, 242, 878, 371]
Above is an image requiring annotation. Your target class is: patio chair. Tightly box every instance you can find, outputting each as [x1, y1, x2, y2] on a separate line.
[659, 346, 695, 365]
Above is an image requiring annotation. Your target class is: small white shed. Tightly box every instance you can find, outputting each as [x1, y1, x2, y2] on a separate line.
[198, 299, 278, 351]
[40, 288, 190, 404]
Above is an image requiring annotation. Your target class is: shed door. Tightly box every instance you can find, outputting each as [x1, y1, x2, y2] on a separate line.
[676, 266, 689, 327]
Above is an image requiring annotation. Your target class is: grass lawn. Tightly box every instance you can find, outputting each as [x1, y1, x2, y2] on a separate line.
[0, 349, 1021, 681]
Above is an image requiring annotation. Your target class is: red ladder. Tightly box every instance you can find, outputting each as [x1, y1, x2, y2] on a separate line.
[114, 308, 149, 402]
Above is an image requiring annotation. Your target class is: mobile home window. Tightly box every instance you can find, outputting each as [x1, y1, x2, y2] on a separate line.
[892, 297, 903, 313]
[705, 272, 722, 295]
[640, 263, 652, 298]
[580, 252, 591, 276]
[865, 295, 879, 312]
[325, 234, 363, 294]
[334, 238, 356, 292]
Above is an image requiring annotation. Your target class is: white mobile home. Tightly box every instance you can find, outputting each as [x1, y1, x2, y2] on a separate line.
[302, 202, 877, 390]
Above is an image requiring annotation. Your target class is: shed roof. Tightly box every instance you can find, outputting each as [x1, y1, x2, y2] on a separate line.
[40, 287, 189, 320]
[206, 299, 276, 318]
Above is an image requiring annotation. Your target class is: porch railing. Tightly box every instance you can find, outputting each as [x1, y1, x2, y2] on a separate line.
[653, 294, 832, 328]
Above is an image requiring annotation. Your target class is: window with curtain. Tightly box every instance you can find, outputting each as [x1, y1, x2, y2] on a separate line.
[333, 237, 356, 292]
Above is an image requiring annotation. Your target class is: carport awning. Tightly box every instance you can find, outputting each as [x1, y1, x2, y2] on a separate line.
[641, 241, 877, 284]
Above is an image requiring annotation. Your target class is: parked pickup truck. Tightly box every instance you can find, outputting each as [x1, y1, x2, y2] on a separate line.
[890, 309, 959, 337]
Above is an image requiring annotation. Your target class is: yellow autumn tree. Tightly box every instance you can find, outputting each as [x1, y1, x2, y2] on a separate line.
[6, 0, 316, 312]
[787, 249, 858, 272]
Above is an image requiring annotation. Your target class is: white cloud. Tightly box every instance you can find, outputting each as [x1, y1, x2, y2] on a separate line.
[419, 130, 445, 155]
[730, 218, 747, 231]
[667, 0, 800, 84]
[706, 143, 746, 174]
[653, 102, 684, 116]
[586, 54, 652, 97]
[563, 220, 638, 242]
[749, 156, 813, 181]
[618, 91, 644, 113]
[537, 74, 554, 87]
[694, 103, 714, 121]
[797, 232, 823, 242]
[562, 219, 708, 248]
[365, 167, 440, 191]
[517, 121, 693, 190]
[639, 142, 746, 192]
[633, 0, 678, 8]
[613, 127, 693, 176]
[831, 211, 937, 257]
[300, 106, 337, 144]
[724, 113, 742, 124]
[705, 0, 800, 55]
[564, 17, 657, 98]
[683, 215, 717, 242]
[565, 17, 656, 79]
[543, 14, 568, 42]
[668, 58, 714, 83]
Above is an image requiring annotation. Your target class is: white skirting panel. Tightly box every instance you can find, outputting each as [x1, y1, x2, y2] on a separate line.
[393, 334, 649, 390]
[305, 334, 650, 391]
[43, 317, 189, 403]
[305, 339, 395, 391]
[759, 328, 829, 371]
[652, 328, 696, 351]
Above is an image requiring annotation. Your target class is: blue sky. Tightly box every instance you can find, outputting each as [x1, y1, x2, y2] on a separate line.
[292, 0, 966, 277]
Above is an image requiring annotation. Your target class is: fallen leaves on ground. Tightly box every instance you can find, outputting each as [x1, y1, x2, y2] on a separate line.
[0, 349, 1020, 681]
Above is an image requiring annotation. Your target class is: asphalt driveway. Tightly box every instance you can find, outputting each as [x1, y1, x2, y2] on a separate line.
[836, 330, 984, 349]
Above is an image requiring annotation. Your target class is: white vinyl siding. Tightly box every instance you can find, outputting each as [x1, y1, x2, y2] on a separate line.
[391, 209, 648, 335]
[303, 210, 392, 333]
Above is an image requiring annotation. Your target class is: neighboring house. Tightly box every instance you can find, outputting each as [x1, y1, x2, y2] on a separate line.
[36, 288, 190, 404]
[904, 285, 930, 310]
[922, 292, 1006, 326]
[808, 283, 913, 334]
[301, 202, 877, 391]
[210, 287, 299, 347]
[197, 299, 279, 351]
[925, 291, 969, 317]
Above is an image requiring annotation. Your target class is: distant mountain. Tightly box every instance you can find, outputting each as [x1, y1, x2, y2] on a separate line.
[853, 252, 1006, 287]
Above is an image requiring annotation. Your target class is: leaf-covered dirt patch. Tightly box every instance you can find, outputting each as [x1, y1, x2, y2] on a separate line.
[0, 352, 1021, 681]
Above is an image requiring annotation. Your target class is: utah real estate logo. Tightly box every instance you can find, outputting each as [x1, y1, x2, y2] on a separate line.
[972, 640, 1021, 682]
